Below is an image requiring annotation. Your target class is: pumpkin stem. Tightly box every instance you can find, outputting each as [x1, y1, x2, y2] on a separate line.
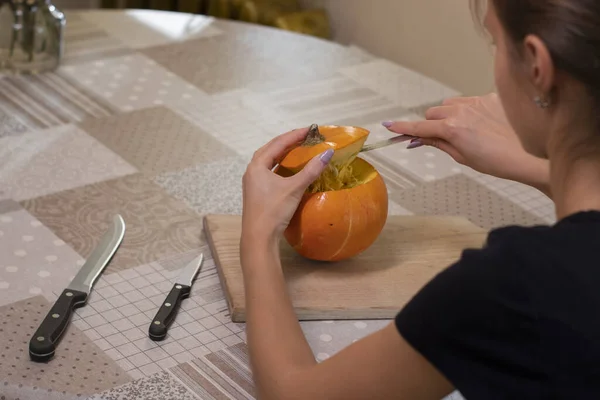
[302, 124, 325, 146]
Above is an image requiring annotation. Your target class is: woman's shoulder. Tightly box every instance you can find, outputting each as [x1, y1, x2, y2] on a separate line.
[480, 210, 600, 266]
[400, 210, 600, 314]
[435, 210, 600, 317]
[394, 211, 600, 398]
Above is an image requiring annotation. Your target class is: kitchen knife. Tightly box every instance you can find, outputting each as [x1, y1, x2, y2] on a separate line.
[360, 134, 417, 153]
[29, 214, 126, 362]
[148, 253, 204, 341]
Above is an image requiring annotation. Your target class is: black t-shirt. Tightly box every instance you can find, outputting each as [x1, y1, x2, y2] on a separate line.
[395, 211, 600, 399]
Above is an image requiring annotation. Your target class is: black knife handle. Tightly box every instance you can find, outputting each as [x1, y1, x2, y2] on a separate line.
[148, 284, 191, 341]
[29, 288, 88, 362]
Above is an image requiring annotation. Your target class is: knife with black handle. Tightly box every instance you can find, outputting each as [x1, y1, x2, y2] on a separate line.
[29, 289, 88, 361]
[149, 253, 203, 341]
[29, 215, 126, 362]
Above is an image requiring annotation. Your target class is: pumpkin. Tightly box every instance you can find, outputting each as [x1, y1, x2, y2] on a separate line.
[277, 124, 388, 261]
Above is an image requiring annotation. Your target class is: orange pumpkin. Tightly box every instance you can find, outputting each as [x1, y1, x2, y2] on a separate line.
[277, 124, 388, 261]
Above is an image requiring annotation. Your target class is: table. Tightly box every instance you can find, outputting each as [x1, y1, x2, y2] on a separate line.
[0, 8, 556, 400]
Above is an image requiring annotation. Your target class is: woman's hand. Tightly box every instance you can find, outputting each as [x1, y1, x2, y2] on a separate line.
[383, 93, 551, 196]
[241, 127, 334, 244]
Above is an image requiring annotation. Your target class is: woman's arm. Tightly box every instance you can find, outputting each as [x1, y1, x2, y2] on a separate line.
[240, 128, 454, 400]
[240, 235, 316, 394]
[240, 233, 454, 400]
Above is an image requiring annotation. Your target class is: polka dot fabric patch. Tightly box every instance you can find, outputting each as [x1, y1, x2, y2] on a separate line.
[60, 53, 210, 114]
[1, 381, 80, 400]
[0, 296, 131, 397]
[0, 207, 85, 307]
[299, 319, 390, 362]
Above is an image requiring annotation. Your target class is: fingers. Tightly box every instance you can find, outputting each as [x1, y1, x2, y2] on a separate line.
[413, 95, 484, 122]
[423, 96, 480, 119]
[291, 149, 333, 189]
[383, 119, 448, 140]
[424, 105, 455, 120]
[253, 127, 310, 168]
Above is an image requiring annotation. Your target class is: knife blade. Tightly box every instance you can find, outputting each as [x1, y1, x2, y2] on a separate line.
[29, 214, 126, 362]
[359, 134, 417, 153]
[148, 253, 204, 341]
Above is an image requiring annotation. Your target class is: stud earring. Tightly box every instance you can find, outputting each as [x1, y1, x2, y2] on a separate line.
[534, 95, 550, 109]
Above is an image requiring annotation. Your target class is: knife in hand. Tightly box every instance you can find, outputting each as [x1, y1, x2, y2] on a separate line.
[29, 214, 126, 362]
[360, 134, 417, 153]
[148, 253, 204, 341]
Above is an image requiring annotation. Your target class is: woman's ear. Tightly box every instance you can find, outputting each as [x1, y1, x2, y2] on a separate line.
[523, 34, 555, 94]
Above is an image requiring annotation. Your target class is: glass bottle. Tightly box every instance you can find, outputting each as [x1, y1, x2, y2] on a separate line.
[0, 0, 65, 74]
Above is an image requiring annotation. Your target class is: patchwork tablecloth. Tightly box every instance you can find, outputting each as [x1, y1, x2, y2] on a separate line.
[0, 9, 555, 400]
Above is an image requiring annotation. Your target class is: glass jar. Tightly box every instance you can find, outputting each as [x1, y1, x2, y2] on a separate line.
[0, 0, 65, 74]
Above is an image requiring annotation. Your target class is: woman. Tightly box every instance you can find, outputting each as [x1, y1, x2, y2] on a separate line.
[240, 0, 600, 398]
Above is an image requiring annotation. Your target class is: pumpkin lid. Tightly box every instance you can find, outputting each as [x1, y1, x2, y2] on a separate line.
[280, 124, 370, 172]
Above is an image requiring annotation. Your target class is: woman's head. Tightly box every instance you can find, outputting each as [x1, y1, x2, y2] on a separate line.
[474, 0, 600, 159]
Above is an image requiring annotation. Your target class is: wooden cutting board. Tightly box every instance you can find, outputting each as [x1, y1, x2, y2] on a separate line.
[203, 214, 487, 322]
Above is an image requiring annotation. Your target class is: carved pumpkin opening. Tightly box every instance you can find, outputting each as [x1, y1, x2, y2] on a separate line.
[279, 155, 379, 193]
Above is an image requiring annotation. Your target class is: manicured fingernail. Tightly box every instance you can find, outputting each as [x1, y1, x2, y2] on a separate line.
[382, 121, 393, 128]
[407, 139, 424, 149]
[319, 148, 334, 163]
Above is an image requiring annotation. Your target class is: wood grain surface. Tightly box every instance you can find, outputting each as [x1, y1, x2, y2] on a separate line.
[203, 214, 488, 322]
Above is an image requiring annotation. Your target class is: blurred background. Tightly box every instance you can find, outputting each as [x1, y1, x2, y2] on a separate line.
[52, 0, 495, 96]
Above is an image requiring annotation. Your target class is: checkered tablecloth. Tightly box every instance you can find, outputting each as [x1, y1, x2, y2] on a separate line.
[0, 9, 555, 400]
